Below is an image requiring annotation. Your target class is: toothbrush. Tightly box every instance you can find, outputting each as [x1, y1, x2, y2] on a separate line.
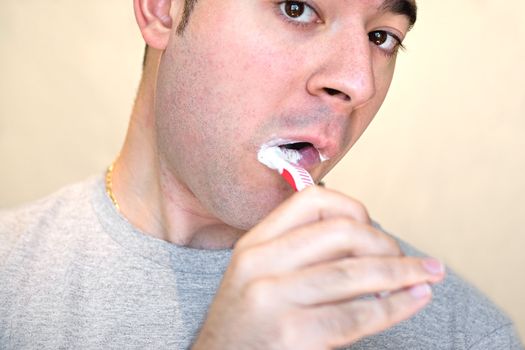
[278, 160, 315, 192]
[258, 147, 315, 192]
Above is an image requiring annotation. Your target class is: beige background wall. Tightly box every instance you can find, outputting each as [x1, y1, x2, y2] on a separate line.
[1, 0, 524, 341]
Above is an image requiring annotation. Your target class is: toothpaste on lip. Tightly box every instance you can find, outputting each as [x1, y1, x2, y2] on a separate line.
[257, 145, 315, 192]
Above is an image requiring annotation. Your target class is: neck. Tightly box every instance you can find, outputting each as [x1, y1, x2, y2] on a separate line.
[109, 49, 244, 250]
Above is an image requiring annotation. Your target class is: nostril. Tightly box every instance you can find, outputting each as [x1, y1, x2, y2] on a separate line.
[323, 87, 351, 102]
[324, 88, 339, 96]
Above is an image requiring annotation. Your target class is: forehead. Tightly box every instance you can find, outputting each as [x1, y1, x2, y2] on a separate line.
[310, 0, 417, 26]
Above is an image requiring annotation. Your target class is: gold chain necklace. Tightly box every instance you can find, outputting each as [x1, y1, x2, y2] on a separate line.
[105, 161, 120, 211]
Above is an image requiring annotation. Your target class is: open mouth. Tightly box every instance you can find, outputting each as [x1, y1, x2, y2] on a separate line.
[258, 140, 322, 170]
[278, 142, 316, 164]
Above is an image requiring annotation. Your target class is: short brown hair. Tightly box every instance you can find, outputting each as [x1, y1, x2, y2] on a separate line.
[176, 0, 199, 34]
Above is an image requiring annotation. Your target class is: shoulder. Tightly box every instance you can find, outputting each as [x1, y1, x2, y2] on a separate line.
[0, 176, 101, 266]
[359, 222, 524, 349]
[428, 261, 520, 348]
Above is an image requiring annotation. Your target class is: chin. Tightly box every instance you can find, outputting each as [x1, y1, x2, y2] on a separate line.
[207, 182, 293, 231]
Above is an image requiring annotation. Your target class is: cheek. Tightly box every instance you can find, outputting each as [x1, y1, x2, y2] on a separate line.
[375, 56, 397, 100]
[186, 7, 302, 116]
[154, 13, 297, 219]
[159, 26, 301, 178]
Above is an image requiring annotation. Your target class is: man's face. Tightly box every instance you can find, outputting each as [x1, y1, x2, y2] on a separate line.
[155, 0, 413, 229]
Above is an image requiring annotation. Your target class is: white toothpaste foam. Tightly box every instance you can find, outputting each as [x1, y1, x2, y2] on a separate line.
[257, 140, 329, 170]
[257, 145, 300, 171]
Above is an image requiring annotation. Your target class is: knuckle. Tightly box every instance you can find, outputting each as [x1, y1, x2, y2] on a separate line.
[337, 299, 404, 344]
[331, 259, 358, 282]
[373, 231, 403, 256]
[301, 186, 327, 206]
[379, 297, 399, 325]
[230, 247, 259, 280]
[320, 303, 379, 344]
[349, 302, 386, 335]
[354, 200, 370, 222]
[376, 260, 399, 281]
[243, 279, 275, 308]
[348, 198, 370, 223]
[332, 216, 357, 229]
[318, 311, 349, 341]
[325, 217, 358, 235]
[404, 257, 428, 278]
[349, 303, 374, 327]
[385, 235, 403, 254]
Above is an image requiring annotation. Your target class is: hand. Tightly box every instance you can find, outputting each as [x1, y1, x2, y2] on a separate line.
[191, 187, 445, 350]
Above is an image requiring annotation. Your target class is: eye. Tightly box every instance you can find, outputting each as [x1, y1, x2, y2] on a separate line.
[279, 1, 319, 24]
[368, 30, 403, 56]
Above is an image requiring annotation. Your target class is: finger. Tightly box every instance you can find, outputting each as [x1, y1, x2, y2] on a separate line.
[298, 283, 433, 348]
[274, 256, 445, 306]
[234, 218, 401, 278]
[238, 186, 371, 249]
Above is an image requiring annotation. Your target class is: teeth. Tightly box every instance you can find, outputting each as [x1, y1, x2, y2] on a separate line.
[278, 146, 302, 164]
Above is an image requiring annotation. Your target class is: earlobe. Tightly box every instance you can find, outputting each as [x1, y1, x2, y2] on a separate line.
[134, 0, 182, 50]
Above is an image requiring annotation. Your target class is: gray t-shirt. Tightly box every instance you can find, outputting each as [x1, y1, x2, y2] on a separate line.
[0, 176, 523, 349]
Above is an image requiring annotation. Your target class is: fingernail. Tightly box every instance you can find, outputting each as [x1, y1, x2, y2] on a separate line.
[422, 258, 444, 275]
[410, 284, 431, 299]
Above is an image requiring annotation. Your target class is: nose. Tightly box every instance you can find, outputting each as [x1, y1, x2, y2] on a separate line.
[306, 33, 376, 112]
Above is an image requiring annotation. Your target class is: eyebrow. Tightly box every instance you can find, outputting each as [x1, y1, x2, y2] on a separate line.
[380, 0, 418, 28]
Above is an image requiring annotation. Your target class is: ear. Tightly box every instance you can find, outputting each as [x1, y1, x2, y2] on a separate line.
[134, 0, 183, 50]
